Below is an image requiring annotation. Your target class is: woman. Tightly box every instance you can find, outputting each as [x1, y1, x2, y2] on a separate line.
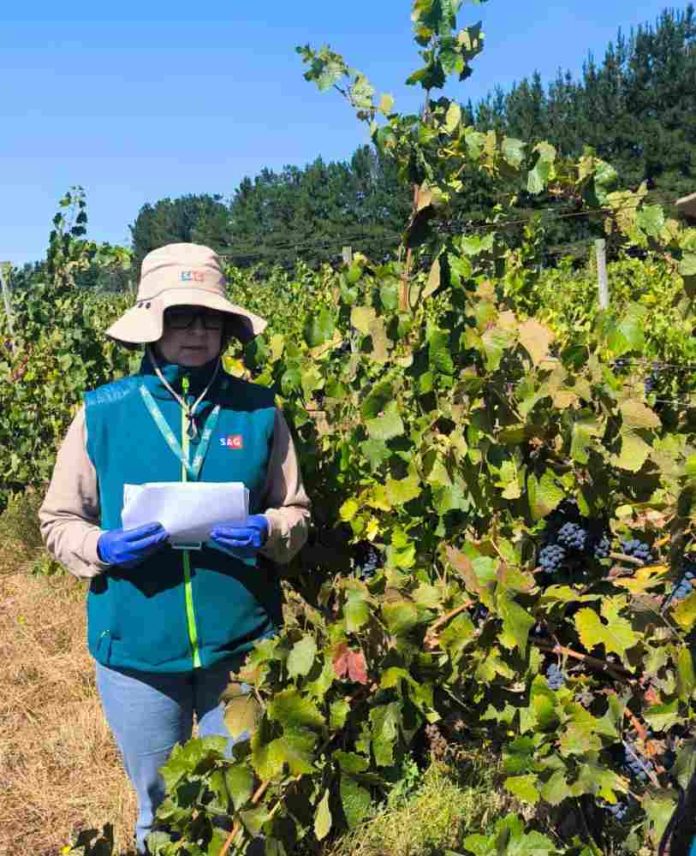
[39, 243, 311, 854]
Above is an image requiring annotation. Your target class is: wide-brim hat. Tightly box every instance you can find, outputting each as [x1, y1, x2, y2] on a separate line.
[106, 243, 267, 345]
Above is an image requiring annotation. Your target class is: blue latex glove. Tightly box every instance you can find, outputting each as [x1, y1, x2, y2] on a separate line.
[210, 514, 269, 559]
[97, 522, 168, 568]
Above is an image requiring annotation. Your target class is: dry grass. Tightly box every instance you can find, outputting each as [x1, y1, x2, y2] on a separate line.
[0, 554, 137, 856]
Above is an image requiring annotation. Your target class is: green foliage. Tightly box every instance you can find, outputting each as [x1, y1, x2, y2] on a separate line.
[226, 148, 410, 269]
[0, 189, 134, 510]
[508, 254, 696, 371]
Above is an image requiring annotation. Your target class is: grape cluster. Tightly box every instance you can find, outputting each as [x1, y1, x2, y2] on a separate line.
[644, 362, 661, 394]
[667, 558, 695, 605]
[536, 502, 655, 577]
[622, 739, 654, 784]
[353, 543, 382, 581]
[539, 544, 567, 573]
[612, 357, 629, 372]
[592, 533, 611, 559]
[530, 622, 549, 640]
[604, 799, 630, 822]
[557, 521, 587, 551]
[546, 663, 565, 690]
[472, 604, 489, 625]
[620, 539, 653, 566]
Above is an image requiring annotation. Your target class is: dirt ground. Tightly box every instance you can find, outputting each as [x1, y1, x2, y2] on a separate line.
[0, 560, 137, 856]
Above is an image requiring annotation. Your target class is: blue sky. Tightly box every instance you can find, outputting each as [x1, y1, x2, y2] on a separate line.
[1, 0, 686, 265]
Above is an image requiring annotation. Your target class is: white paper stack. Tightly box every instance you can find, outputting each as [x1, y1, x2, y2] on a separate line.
[122, 482, 248, 546]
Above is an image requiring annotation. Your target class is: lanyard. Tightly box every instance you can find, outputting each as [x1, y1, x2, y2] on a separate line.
[139, 382, 225, 481]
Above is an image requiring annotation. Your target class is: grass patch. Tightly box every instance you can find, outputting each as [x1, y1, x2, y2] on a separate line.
[328, 758, 510, 856]
[0, 488, 64, 576]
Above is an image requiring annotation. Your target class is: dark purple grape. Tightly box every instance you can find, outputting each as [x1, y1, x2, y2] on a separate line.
[601, 798, 632, 821]
[592, 533, 611, 559]
[607, 800, 629, 821]
[539, 544, 566, 573]
[546, 663, 565, 690]
[557, 521, 588, 552]
[472, 604, 489, 625]
[622, 740, 654, 783]
[353, 543, 381, 580]
[621, 539, 653, 566]
[666, 557, 696, 606]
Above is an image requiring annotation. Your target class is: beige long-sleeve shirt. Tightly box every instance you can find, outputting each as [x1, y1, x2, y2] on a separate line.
[39, 405, 311, 579]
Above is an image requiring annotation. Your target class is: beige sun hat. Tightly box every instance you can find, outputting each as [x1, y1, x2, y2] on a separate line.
[106, 243, 267, 345]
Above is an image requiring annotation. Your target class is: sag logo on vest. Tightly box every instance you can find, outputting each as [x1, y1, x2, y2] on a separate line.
[220, 434, 243, 450]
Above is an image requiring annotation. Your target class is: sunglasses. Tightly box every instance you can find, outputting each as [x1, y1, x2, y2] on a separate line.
[164, 308, 225, 331]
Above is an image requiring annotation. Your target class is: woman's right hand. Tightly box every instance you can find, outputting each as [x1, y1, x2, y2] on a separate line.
[97, 522, 168, 568]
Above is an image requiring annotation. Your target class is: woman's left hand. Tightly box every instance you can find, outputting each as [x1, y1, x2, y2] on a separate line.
[210, 515, 269, 558]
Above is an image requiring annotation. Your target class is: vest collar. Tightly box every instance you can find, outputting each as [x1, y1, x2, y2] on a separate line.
[138, 350, 223, 402]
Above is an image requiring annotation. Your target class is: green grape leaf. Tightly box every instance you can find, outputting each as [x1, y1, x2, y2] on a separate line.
[344, 587, 370, 633]
[673, 590, 696, 631]
[502, 136, 526, 168]
[427, 324, 455, 374]
[644, 700, 679, 732]
[574, 603, 639, 657]
[351, 305, 377, 335]
[287, 635, 318, 679]
[382, 600, 421, 635]
[385, 473, 421, 505]
[339, 775, 372, 829]
[370, 703, 400, 766]
[605, 302, 647, 355]
[314, 789, 332, 841]
[504, 774, 540, 804]
[224, 764, 254, 810]
[303, 308, 334, 347]
[497, 593, 535, 655]
[614, 430, 651, 473]
[365, 400, 405, 440]
[267, 688, 325, 732]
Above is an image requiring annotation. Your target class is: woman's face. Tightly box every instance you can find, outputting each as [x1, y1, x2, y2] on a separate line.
[155, 306, 225, 367]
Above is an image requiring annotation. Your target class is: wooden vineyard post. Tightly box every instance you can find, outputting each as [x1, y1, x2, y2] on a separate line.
[342, 245, 353, 265]
[0, 261, 15, 350]
[595, 239, 609, 309]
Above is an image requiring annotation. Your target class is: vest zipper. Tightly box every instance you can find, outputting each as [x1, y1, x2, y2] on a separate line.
[181, 374, 202, 669]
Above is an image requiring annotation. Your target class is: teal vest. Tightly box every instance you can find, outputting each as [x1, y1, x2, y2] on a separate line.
[84, 354, 281, 673]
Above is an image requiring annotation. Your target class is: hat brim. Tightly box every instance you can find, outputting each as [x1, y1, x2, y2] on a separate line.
[105, 288, 267, 346]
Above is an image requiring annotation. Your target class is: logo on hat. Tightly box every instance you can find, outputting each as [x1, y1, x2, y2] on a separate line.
[180, 270, 205, 282]
[220, 434, 243, 450]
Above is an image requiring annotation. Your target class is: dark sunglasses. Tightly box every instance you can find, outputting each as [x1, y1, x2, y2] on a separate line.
[164, 308, 225, 331]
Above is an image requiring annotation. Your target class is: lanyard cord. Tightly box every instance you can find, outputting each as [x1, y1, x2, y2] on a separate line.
[146, 346, 221, 439]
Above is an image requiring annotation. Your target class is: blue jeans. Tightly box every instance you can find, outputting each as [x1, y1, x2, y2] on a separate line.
[95, 656, 245, 854]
